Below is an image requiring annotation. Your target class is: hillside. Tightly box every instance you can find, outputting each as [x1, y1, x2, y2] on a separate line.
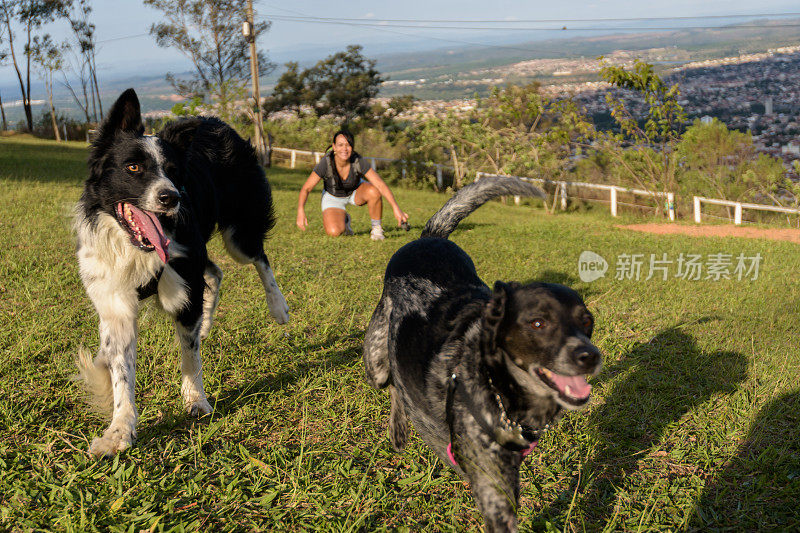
[376, 18, 800, 99]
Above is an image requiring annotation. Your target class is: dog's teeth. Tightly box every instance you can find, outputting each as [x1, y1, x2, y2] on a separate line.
[565, 385, 572, 396]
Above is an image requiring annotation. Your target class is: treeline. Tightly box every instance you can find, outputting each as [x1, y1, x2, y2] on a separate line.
[3, 1, 794, 216]
[254, 55, 797, 217]
[0, 0, 270, 141]
[1, 0, 102, 138]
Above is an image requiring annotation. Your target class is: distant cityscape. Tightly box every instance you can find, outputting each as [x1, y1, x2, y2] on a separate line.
[399, 45, 800, 172]
[571, 45, 800, 168]
[6, 40, 800, 174]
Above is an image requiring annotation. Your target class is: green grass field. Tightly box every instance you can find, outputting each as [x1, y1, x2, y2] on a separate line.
[1, 135, 798, 532]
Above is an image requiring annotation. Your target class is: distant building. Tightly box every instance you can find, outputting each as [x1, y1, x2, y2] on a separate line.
[782, 142, 800, 155]
[765, 97, 773, 115]
[700, 115, 714, 124]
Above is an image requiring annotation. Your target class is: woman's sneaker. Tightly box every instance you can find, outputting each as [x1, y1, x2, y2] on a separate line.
[344, 213, 354, 236]
[370, 225, 385, 241]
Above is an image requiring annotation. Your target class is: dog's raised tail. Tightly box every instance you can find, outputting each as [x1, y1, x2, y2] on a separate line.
[420, 176, 545, 239]
[74, 347, 114, 417]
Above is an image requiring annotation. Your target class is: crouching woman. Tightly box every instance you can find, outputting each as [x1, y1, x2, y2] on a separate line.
[296, 130, 409, 240]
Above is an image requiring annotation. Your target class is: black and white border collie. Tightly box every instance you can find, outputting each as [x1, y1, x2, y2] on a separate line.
[74, 89, 289, 457]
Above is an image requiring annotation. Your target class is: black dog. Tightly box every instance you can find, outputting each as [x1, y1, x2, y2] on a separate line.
[363, 177, 602, 532]
[74, 89, 289, 457]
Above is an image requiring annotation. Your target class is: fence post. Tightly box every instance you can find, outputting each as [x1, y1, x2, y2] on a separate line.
[370, 158, 376, 170]
[667, 192, 675, 221]
[475, 172, 482, 181]
[436, 165, 443, 189]
[734, 203, 742, 225]
[514, 195, 521, 205]
[290, 150, 296, 169]
[694, 197, 702, 223]
[610, 187, 618, 217]
[314, 152, 321, 164]
[560, 181, 567, 211]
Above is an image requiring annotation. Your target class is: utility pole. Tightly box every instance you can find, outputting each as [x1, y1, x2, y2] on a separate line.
[244, 0, 268, 166]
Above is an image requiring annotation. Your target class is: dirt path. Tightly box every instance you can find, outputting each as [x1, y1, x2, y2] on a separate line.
[618, 223, 800, 244]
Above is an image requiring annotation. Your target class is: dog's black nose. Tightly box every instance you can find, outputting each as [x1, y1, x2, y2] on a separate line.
[158, 189, 181, 209]
[572, 346, 600, 369]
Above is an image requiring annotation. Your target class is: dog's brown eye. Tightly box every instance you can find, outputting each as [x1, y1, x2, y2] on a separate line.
[532, 319, 545, 329]
[126, 164, 140, 172]
[582, 317, 592, 331]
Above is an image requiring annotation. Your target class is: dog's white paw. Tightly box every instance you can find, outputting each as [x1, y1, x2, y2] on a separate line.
[186, 398, 213, 417]
[89, 426, 135, 458]
[268, 295, 290, 324]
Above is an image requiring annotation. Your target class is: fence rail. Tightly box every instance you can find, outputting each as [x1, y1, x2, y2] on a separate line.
[475, 172, 676, 220]
[270, 146, 799, 227]
[693, 196, 800, 224]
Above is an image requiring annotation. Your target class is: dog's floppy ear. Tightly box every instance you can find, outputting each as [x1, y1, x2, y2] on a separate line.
[481, 281, 513, 366]
[101, 88, 144, 137]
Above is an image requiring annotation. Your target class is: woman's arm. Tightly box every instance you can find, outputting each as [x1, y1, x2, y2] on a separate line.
[364, 168, 409, 225]
[297, 172, 322, 230]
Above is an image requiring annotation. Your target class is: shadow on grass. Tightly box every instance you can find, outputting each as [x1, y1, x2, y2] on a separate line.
[540, 322, 749, 528]
[136, 330, 364, 444]
[212, 346, 361, 416]
[690, 391, 800, 531]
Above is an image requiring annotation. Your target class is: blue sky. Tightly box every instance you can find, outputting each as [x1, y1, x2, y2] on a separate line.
[2, 0, 800, 96]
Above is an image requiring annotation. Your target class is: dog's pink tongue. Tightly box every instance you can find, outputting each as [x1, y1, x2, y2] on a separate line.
[129, 205, 170, 263]
[549, 373, 592, 399]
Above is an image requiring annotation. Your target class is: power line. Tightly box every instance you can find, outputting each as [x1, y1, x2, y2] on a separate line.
[96, 32, 150, 44]
[261, 12, 800, 24]
[328, 23, 552, 54]
[257, 2, 569, 54]
[262, 15, 800, 32]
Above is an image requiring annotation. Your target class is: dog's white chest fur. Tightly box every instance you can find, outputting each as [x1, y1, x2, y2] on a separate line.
[75, 210, 188, 314]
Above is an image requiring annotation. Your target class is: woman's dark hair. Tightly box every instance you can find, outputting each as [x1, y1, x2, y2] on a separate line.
[330, 129, 354, 150]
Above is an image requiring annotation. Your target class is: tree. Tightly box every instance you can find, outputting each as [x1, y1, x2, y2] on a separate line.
[265, 45, 383, 123]
[676, 118, 755, 204]
[588, 60, 686, 212]
[369, 94, 416, 139]
[64, 0, 100, 121]
[304, 45, 382, 122]
[0, 0, 70, 131]
[0, 20, 9, 129]
[61, 41, 93, 124]
[262, 60, 304, 117]
[29, 32, 63, 140]
[144, 0, 273, 111]
[410, 83, 584, 191]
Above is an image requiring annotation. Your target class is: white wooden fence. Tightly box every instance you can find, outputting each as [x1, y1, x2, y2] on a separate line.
[476, 172, 676, 220]
[271, 146, 800, 226]
[693, 196, 800, 224]
[273, 146, 676, 218]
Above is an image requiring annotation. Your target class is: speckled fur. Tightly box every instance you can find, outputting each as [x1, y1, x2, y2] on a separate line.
[363, 178, 602, 532]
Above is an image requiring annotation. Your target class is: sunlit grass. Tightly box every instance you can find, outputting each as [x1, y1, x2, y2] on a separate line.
[1, 135, 798, 531]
